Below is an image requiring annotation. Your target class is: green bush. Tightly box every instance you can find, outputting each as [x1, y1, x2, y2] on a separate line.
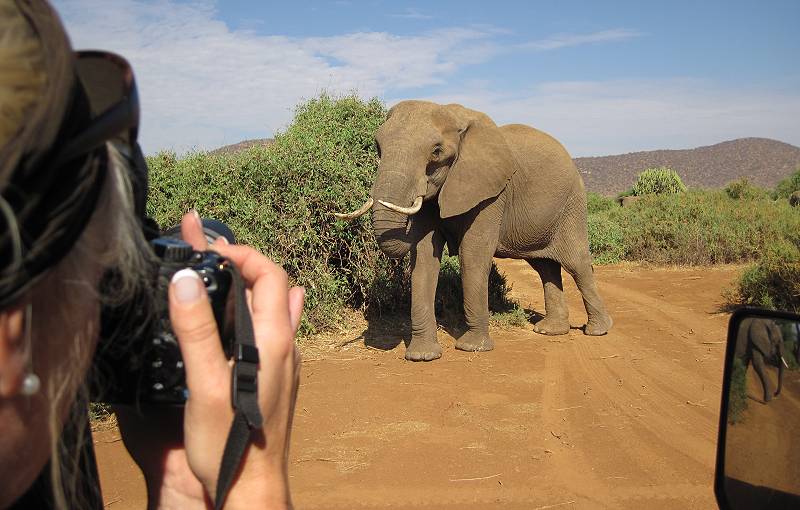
[725, 177, 768, 200]
[616, 188, 635, 200]
[778, 321, 799, 369]
[735, 239, 800, 313]
[774, 168, 800, 199]
[435, 254, 520, 319]
[147, 93, 519, 335]
[596, 190, 799, 265]
[587, 192, 616, 214]
[147, 93, 388, 333]
[632, 167, 687, 196]
[587, 213, 624, 264]
[728, 356, 748, 424]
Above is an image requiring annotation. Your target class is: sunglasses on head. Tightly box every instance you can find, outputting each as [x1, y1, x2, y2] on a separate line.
[51, 51, 140, 168]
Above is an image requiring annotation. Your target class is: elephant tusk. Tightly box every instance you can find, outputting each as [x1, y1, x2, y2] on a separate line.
[782, 356, 789, 368]
[333, 198, 374, 221]
[378, 196, 423, 215]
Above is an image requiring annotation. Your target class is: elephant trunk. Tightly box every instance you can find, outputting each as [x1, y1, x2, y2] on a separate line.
[372, 204, 414, 258]
[370, 165, 426, 259]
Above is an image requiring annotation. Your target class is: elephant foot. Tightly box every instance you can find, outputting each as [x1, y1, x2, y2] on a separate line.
[533, 315, 569, 336]
[584, 314, 613, 336]
[455, 330, 494, 352]
[405, 337, 443, 362]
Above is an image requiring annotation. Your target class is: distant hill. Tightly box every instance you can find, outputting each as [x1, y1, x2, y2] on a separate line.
[210, 136, 800, 196]
[209, 138, 273, 156]
[575, 138, 800, 195]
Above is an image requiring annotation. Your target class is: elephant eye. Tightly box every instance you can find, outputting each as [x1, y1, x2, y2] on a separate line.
[431, 145, 443, 158]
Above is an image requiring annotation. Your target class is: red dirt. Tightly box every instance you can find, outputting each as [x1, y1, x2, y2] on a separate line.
[93, 261, 743, 509]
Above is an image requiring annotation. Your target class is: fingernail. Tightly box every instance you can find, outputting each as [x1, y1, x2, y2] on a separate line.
[172, 269, 202, 304]
[190, 209, 201, 226]
[215, 236, 229, 245]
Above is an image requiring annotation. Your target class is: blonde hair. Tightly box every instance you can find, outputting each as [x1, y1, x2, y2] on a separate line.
[0, 0, 47, 147]
[32, 143, 153, 508]
[1, 4, 154, 507]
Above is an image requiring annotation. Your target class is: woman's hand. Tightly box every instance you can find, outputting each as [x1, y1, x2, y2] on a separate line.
[116, 211, 303, 509]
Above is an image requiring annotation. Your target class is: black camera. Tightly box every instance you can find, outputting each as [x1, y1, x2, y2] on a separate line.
[91, 221, 236, 405]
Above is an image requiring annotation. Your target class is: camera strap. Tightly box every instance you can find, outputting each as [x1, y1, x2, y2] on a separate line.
[214, 265, 263, 510]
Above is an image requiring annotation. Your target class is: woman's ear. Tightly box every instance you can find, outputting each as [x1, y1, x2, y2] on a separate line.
[438, 104, 520, 218]
[0, 306, 26, 397]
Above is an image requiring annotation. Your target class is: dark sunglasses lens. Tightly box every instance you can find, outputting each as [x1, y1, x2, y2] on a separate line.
[74, 52, 138, 144]
[75, 55, 126, 117]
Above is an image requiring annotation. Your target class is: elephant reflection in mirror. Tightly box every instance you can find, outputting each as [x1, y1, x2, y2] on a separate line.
[336, 101, 612, 361]
[735, 317, 787, 403]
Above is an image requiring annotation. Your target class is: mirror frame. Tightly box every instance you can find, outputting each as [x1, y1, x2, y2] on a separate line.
[715, 306, 800, 509]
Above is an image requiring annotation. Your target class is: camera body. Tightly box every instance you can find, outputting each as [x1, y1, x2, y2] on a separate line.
[92, 235, 234, 405]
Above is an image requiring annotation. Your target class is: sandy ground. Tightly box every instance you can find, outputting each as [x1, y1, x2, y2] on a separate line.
[93, 261, 744, 509]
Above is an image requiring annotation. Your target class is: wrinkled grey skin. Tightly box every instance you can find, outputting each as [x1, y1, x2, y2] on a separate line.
[369, 101, 612, 361]
[735, 317, 785, 403]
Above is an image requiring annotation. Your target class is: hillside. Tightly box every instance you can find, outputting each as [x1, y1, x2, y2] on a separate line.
[209, 136, 800, 196]
[575, 137, 800, 195]
[209, 138, 273, 156]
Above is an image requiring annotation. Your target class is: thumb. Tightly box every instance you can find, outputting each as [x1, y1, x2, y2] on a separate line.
[168, 269, 229, 395]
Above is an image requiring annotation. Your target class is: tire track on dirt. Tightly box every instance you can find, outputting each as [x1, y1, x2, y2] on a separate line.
[95, 262, 741, 509]
[497, 260, 737, 508]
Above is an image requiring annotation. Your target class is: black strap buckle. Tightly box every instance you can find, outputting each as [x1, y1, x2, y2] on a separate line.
[231, 343, 259, 404]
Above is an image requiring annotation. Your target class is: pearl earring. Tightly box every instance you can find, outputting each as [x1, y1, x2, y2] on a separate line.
[20, 373, 40, 396]
[19, 304, 39, 396]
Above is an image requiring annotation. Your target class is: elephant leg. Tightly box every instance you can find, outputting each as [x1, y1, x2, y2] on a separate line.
[406, 229, 445, 361]
[751, 350, 772, 402]
[454, 211, 499, 352]
[550, 194, 612, 336]
[561, 253, 613, 336]
[528, 258, 569, 335]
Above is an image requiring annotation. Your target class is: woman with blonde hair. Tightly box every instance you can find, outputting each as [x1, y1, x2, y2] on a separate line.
[0, 1, 303, 508]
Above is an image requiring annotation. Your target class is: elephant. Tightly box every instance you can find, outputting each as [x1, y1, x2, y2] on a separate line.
[789, 190, 800, 207]
[735, 317, 787, 403]
[335, 101, 612, 361]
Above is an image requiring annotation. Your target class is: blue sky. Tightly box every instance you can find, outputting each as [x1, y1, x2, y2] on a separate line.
[55, 0, 800, 156]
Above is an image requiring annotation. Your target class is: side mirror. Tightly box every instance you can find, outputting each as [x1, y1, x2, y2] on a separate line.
[715, 307, 800, 509]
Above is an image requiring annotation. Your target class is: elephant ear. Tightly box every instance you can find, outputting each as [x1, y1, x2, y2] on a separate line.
[438, 104, 521, 219]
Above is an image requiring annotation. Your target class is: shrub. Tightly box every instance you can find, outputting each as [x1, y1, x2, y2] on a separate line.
[728, 356, 748, 424]
[632, 167, 687, 196]
[778, 321, 799, 368]
[774, 167, 800, 199]
[435, 254, 519, 319]
[735, 239, 800, 313]
[587, 192, 616, 214]
[147, 93, 518, 335]
[587, 213, 624, 264]
[611, 190, 799, 265]
[616, 188, 635, 199]
[725, 177, 767, 200]
[147, 93, 388, 334]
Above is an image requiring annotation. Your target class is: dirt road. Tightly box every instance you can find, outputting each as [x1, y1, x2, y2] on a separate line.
[94, 261, 742, 509]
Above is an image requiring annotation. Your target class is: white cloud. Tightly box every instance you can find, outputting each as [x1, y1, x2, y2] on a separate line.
[411, 79, 800, 156]
[519, 29, 642, 51]
[55, 0, 499, 153]
[52, 1, 798, 157]
[390, 8, 433, 20]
